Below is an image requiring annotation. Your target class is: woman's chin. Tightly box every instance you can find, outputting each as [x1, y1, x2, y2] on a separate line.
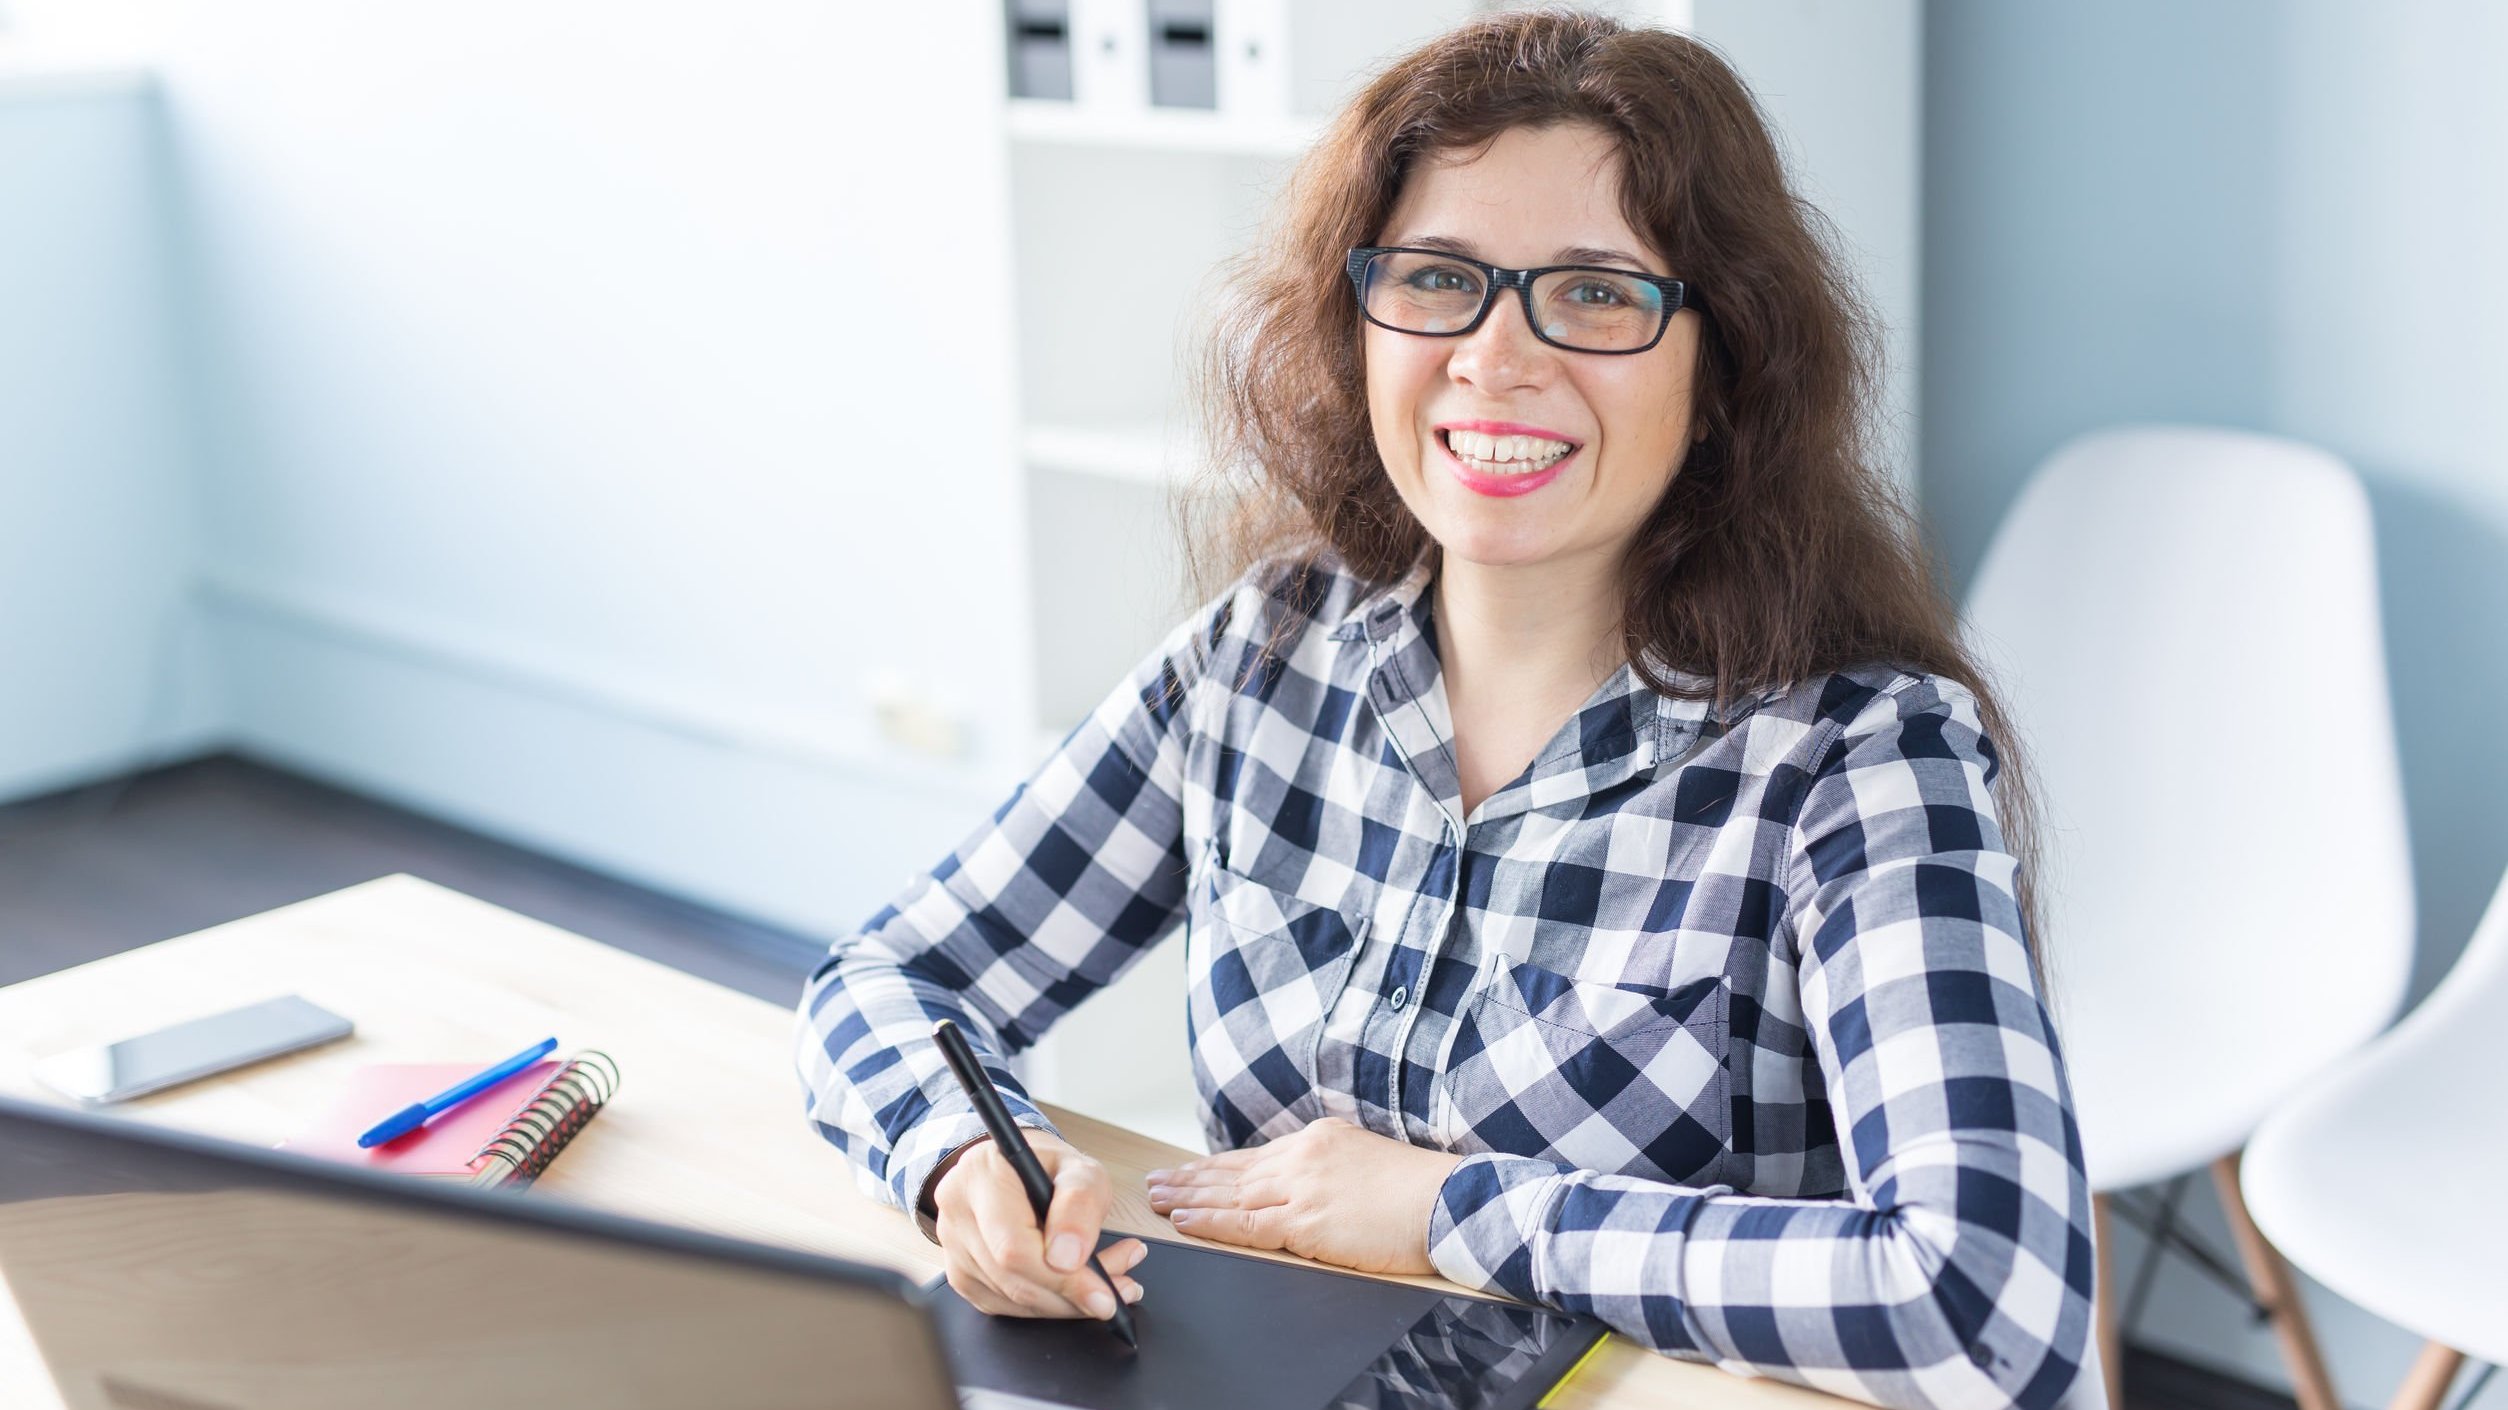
[1424, 517, 1571, 572]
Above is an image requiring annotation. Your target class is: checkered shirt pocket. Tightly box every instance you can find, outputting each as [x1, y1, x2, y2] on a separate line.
[1438, 962, 1730, 1186]
[1186, 863, 1366, 1144]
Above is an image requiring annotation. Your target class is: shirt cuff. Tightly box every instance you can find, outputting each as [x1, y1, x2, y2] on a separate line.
[893, 1102, 1060, 1244]
[1426, 1151, 1575, 1303]
[1428, 1152, 1723, 1360]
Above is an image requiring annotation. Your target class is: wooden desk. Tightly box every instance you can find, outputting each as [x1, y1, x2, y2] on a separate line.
[0, 876, 1841, 1410]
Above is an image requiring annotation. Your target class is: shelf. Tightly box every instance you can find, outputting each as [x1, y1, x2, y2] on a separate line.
[1022, 421, 1196, 487]
[1006, 98, 1321, 159]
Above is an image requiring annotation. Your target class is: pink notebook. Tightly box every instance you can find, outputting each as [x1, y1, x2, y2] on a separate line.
[278, 1053, 618, 1188]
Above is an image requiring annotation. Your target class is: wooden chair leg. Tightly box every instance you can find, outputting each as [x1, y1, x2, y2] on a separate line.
[2093, 1193, 2125, 1410]
[2386, 1341, 2466, 1410]
[2211, 1151, 2341, 1410]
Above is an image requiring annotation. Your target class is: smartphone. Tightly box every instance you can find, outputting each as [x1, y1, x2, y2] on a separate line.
[33, 995, 355, 1105]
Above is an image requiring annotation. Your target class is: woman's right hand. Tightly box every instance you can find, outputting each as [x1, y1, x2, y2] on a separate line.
[930, 1130, 1148, 1321]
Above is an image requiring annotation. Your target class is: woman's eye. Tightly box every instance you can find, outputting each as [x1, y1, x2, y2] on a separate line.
[1407, 265, 1481, 295]
[1567, 280, 1628, 307]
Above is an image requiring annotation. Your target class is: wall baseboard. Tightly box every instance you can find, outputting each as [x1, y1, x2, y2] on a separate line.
[0, 722, 223, 813]
[197, 571, 1022, 795]
[200, 579, 1011, 939]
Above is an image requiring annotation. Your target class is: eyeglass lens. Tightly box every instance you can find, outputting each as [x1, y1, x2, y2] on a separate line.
[1361, 250, 1668, 351]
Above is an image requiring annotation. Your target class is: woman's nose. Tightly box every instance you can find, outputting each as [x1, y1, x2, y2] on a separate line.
[1447, 288, 1551, 390]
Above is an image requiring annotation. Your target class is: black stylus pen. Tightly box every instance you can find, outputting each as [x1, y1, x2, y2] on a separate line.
[930, 1019, 1139, 1348]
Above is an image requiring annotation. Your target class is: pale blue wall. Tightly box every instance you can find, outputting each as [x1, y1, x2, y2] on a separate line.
[0, 41, 1020, 936]
[119, 1, 1030, 934]
[1926, 2, 2508, 1402]
[0, 80, 222, 801]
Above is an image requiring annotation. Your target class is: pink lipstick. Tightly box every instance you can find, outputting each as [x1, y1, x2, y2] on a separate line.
[1436, 427, 1579, 498]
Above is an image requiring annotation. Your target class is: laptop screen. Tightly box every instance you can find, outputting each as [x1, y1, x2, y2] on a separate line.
[0, 1097, 957, 1410]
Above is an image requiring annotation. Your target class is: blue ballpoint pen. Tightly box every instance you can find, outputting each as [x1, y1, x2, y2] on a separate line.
[355, 1037, 559, 1148]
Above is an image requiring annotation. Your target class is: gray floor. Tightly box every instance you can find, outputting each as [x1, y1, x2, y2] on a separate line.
[0, 752, 828, 998]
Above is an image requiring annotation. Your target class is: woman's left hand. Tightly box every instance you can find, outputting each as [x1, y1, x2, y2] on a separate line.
[1144, 1116, 1466, 1277]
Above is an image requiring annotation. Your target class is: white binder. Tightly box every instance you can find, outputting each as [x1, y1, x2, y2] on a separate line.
[1215, 0, 1292, 125]
[1070, 0, 1151, 115]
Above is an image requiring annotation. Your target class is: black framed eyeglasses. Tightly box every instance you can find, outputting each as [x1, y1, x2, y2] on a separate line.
[1346, 246, 1702, 355]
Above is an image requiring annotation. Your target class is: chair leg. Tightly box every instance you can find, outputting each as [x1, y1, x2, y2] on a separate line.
[2211, 1151, 2341, 1410]
[2094, 1193, 2125, 1410]
[2386, 1341, 2466, 1410]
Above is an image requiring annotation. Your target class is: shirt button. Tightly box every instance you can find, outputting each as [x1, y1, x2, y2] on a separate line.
[1388, 985, 1409, 1012]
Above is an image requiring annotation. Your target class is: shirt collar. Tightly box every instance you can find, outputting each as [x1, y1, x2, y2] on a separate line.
[1325, 551, 1436, 644]
[1324, 552, 1780, 824]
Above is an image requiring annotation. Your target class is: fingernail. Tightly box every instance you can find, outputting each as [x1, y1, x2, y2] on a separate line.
[1047, 1235, 1083, 1271]
[1122, 1282, 1144, 1304]
[1088, 1290, 1117, 1319]
[1146, 1184, 1170, 1204]
[1144, 1169, 1170, 1184]
[1169, 1209, 1195, 1227]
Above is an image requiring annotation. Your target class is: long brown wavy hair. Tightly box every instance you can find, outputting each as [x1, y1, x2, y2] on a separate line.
[1179, 8, 2047, 975]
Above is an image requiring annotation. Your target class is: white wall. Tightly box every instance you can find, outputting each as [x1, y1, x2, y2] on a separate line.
[0, 75, 221, 802]
[140, 1, 1037, 931]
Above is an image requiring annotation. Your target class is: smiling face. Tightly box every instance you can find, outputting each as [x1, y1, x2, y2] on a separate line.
[1363, 122, 1703, 579]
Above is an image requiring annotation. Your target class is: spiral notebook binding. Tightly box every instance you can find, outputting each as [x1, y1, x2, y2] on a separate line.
[471, 1050, 620, 1188]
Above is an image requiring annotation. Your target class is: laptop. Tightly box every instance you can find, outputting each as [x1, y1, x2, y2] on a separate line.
[0, 1093, 1060, 1409]
[0, 1095, 1602, 1410]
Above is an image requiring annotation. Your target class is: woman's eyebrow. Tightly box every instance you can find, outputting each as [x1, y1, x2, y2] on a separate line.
[1389, 233, 1482, 258]
[1394, 233, 1659, 271]
[1554, 243, 1656, 270]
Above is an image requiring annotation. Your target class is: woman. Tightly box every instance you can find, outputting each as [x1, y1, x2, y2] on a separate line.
[795, 12, 2095, 1409]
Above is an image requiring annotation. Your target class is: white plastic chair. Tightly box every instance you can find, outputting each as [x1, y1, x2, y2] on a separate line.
[2243, 857, 2508, 1408]
[1961, 425, 2416, 1410]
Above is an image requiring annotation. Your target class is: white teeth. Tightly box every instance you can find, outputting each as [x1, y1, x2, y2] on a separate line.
[1443, 427, 1574, 472]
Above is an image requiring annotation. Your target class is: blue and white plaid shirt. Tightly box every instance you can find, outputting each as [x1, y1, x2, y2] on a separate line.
[795, 552, 2095, 1410]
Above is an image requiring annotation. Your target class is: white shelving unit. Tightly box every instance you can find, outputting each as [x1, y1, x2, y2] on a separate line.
[1005, 127, 1288, 742]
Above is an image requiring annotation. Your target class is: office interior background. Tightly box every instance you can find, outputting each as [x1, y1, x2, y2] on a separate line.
[2, 1, 2501, 1407]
